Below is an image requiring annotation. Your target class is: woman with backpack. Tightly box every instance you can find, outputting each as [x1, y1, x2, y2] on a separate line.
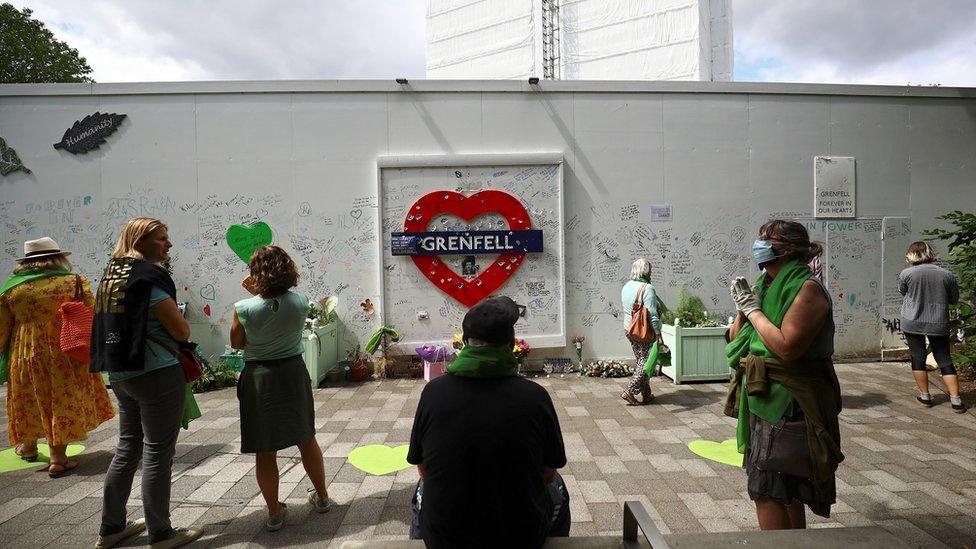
[620, 258, 663, 405]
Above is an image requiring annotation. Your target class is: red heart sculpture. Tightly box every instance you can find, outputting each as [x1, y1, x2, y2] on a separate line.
[404, 190, 531, 308]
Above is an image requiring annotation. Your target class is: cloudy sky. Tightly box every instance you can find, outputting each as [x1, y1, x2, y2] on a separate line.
[12, 0, 976, 86]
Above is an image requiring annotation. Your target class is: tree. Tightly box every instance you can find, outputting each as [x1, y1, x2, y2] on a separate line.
[924, 211, 976, 377]
[0, 3, 93, 83]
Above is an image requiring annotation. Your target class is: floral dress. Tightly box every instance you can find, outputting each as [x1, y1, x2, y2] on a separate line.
[0, 275, 115, 446]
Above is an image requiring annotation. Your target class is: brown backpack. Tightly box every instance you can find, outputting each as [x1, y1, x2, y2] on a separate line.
[627, 283, 657, 343]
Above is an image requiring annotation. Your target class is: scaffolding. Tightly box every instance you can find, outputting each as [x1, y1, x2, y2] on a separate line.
[542, 0, 560, 79]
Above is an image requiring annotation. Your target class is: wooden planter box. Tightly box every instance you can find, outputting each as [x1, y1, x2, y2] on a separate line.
[303, 322, 339, 387]
[659, 323, 731, 384]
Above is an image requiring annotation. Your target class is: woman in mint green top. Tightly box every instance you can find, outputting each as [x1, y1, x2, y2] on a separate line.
[619, 258, 663, 405]
[231, 246, 331, 532]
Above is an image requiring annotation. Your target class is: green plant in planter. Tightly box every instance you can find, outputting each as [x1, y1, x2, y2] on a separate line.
[924, 210, 976, 378]
[661, 285, 721, 328]
[191, 353, 238, 394]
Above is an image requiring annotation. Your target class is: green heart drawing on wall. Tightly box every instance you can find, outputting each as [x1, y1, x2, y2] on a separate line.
[226, 222, 273, 263]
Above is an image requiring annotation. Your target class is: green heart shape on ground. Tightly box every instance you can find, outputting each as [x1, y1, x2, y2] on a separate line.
[0, 444, 85, 474]
[347, 444, 411, 475]
[688, 438, 742, 467]
[226, 222, 273, 263]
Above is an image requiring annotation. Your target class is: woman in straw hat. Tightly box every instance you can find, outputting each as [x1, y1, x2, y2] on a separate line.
[0, 237, 114, 477]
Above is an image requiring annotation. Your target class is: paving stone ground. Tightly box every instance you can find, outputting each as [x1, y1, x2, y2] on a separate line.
[1, 362, 974, 548]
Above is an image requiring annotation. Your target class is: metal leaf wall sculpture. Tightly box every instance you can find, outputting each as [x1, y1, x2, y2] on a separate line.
[53, 112, 127, 154]
[0, 137, 31, 176]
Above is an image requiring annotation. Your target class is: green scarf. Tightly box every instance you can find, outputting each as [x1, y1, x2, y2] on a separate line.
[447, 345, 519, 378]
[725, 260, 812, 452]
[0, 269, 71, 384]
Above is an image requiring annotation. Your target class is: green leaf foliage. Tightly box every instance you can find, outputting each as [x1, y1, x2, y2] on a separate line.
[191, 354, 239, 394]
[1, 3, 93, 83]
[923, 211, 976, 377]
[661, 284, 720, 328]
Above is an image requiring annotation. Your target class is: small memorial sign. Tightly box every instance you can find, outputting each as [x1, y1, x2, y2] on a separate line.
[814, 156, 856, 218]
[390, 229, 543, 256]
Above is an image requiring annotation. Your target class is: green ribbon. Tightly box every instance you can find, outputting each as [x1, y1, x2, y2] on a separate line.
[365, 326, 400, 355]
[0, 269, 71, 384]
[446, 345, 519, 378]
[644, 341, 660, 377]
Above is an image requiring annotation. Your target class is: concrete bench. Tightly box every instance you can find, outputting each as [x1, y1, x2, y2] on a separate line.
[336, 501, 910, 548]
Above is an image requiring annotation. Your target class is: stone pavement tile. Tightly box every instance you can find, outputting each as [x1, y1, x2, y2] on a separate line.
[594, 456, 628, 475]
[861, 469, 912, 492]
[622, 460, 662, 481]
[43, 480, 103, 505]
[328, 524, 376, 548]
[565, 406, 589, 417]
[587, 502, 623, 535]
[913, 481, 974, 507]
[646, 453, 683, 473]
[223, 506, 266, 535]
[194, 504, 243, 528]
[324, 441, 358, 457]
[878, 462, 928, 483]
[357, 475, 395, 498]
[677, 493, 724, 519]
[332, 462, 368, 483]
[877, 519, 949, 549]
[326, 482, 361, 505]
[374, 505, 411, 535]
[43, 533, 96, 548]
[701, 476, 743, 501]
[833, 511, 877, 527]
[698, 518, 737, 533]
[343, 497, 386, 525]
[187, 481, 235, 503]
[907, 515, 976, 548]
[566, 460, 604, 481]
[855, 485, 914, 510]
[578, 480, 617, 503]
[0, 498, 54, 533]
[653, 497, 704, 534]
[613, 444, 645, 461]
[899, 490, 967, 517]
[570, 520, 599, 536]
[10, 523, 73, 547]
[53, 498, 99, 524]
[716, 499, 758, 530]
[677, 458, 718, 478]
[298, 504, 347, 536]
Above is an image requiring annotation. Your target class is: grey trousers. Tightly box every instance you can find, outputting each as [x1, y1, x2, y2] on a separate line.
[100, 365, 186, 543]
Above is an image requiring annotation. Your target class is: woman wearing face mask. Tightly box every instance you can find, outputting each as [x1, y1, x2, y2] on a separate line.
[724, 220, 842, 530]
[93, 218, 202, 549]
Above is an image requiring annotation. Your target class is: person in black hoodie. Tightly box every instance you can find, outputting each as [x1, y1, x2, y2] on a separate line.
[92, 217, 202, 549]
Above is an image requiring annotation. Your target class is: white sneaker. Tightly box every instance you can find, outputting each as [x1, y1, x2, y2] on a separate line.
[308, 489, 332, 513]
[149, 527, 203, 549]
[265, 502, 288, 532]
[94, 518, 146, 548]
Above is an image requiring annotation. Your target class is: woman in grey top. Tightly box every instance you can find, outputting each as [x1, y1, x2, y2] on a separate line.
[899, 242, 966, 413]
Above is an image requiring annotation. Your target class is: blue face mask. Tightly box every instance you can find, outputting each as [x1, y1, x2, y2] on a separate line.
[752, 240, 781, 269]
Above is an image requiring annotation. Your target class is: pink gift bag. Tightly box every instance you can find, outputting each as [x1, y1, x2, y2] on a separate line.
[424, 360, 448, 382]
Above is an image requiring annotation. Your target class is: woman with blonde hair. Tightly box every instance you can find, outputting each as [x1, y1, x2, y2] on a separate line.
[619, 258, 663, 405]
[232, 245, 331, 532]
[93, 217, 202, 549]
[899, 241, 965, 413]
[0, 237, 114, 476]
[726, 220, 842, 530]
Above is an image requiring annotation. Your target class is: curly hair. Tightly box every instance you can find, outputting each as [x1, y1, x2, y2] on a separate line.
[759, 219, 824, 263]
[249, 246, 298, 297]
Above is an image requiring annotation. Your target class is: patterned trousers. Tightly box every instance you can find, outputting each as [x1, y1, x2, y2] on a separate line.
[626, 336, 652, 397]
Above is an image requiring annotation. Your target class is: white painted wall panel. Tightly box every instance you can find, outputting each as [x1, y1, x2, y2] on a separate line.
[1, 83, 973, 362]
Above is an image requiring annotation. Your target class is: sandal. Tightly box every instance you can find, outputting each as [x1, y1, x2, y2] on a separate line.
[620, 392, 640, 406]
[48, 460, 78, 479]
[14, 444, 38, 462]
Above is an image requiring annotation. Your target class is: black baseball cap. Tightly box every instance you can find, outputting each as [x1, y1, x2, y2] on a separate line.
[462, 296, 519, 346]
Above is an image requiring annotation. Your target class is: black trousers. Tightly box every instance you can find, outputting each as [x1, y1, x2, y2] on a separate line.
[904, 332, 957, 375]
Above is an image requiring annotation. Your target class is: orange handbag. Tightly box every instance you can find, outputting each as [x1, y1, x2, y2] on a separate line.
[626, 283, 657, 343]
[60, 275, 94, 363]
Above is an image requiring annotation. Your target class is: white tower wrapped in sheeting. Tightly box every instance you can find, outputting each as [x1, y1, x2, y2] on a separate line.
[426, 0, 733, 81]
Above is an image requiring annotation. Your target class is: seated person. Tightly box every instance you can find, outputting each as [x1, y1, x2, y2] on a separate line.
[407, 296, 570, 548]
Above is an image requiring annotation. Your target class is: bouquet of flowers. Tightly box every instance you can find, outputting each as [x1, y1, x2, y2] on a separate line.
[415, 344, 455, 364]
[580, 359, 633, 378]
[513, 338, 531, 361]
[452, 332, 464, 350]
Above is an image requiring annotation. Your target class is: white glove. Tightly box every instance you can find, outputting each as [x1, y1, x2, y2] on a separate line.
[730, 277, 761, 317]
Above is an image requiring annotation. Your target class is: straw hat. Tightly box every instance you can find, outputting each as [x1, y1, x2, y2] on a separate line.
[17, 237, 71, 261]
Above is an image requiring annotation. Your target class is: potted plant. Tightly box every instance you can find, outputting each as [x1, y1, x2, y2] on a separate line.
[659, 285, 730, 384]
[346, 345, 368, 382]
[366, 325, 400, 379]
